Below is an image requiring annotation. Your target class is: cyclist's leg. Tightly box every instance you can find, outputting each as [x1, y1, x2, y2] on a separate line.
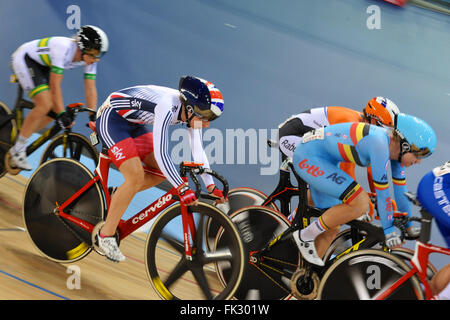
[10, 53, 51, 169]
[292, 145, 369, 265]
[430, 264, 450, 299]
[95, 108, 146, 261]
[133, 130, 166, 190]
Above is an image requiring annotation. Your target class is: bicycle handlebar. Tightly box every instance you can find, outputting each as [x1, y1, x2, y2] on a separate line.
[179, 162, 229, 202]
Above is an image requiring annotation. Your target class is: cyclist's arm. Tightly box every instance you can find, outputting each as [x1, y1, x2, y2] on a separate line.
[363, 135, 395, 235]
[152, 102, 185, 188]
[49, 71, 64, 114]
[391, 160, 412, 219]
[187, 127, 214, 187]
[83, 63, 98, 112]
[84, 78, 97, 112]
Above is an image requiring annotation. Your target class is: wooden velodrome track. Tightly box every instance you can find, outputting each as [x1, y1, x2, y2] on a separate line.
[0, 173, 210, 300]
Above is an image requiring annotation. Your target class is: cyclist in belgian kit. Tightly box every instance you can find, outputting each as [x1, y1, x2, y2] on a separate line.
[291, 113, 436, 266]
[9, 25, 108, 170]
[278, 97, 419, 256]
[95, 76, 226, 262]
[417, 161, 450, 300]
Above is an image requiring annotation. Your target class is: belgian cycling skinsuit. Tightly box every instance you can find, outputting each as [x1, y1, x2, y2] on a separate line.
[11, 37, 97, 98]
[417, 163, 450, 248]
[96, 85, 214, 188]
[292, 122, 398, 235]
[280, 107, 412, 227]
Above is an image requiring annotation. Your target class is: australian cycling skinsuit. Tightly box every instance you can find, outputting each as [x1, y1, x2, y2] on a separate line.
[292, 122, 400, 236]
[11, 37, 97, 98]
[96, 85, 214, 188]
[280, 107, 412, 227]
[417, 162, 450, 248]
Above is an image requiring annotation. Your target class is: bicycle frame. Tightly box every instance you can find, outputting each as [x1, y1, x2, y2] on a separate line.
[375, 241, 450, 300]
[1, 85, 86, 155]
[55, 152, 198, 259]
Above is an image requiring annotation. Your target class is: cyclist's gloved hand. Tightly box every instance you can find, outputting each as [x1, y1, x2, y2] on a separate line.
[177, 183, 197, 206]
[56, 110, 74, 129]
[385, 231, 402, 248]
[207, 184, 226, 204]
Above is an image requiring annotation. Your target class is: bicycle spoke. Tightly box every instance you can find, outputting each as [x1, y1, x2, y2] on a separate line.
[203, 248, 233, 264]
[164, 256, 189, 289]
[190, 265, 213, 300]
[160, 232, 185, 254]
[194, 212, 205, 249]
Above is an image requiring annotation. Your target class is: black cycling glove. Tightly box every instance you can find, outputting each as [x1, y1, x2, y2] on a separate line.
[56, 111, 73, 129]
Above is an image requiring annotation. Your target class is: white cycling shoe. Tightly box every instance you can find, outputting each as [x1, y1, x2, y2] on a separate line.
[96, 232, 126, 262]
[9, 149, 32, 171]
[293, 230, 324, 267]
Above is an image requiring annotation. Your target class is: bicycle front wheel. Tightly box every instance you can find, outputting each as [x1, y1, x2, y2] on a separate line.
[40, 132, 99, 172]
[318, 249, 424, 300]
[23, 158, 104, 263]
[145, 202, 245, 300]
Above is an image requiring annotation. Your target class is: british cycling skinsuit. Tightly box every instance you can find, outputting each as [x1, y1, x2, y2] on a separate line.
[281, 107, 412, 227]
[11, 37, 97, 98]
[417, 163, 450, 248]
[292, 122, 398, 235]
[96, 85, 214, 188]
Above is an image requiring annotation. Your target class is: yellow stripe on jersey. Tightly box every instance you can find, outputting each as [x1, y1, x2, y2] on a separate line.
[38, 37, 52, 66]
[373, 181, 389, 190]
[392, 178, 406, 186]
[341, 144, 363, 166]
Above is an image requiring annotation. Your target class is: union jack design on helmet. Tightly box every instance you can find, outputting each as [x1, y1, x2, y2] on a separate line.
[179, 76, 224, 121]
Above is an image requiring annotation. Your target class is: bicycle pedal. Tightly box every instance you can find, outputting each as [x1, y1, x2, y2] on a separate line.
[4, 152, 22, 175]
[91, 221, 107, 256]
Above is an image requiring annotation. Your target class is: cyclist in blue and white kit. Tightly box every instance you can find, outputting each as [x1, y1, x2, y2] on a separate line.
[417, 161, 450, 300]
[9, 25, 108, 170]
[95, 76, 226, 262]
[291, 113, 436, 266]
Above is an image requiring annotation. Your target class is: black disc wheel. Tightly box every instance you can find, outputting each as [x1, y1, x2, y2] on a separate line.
[23, 158, 104, 262]
[318, 249, 424, 300]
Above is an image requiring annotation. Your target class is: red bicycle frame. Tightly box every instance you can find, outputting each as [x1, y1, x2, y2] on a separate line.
[376, 241, 450, 300]
[56, 152, 198, 259]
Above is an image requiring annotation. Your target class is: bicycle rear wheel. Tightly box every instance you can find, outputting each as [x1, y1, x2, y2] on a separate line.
[40, 132, 99, 172]
[23, 158, 104, 263]
[318, 249, 424, 300]
[220, 206, 299, 300]
[145, 202, 245, 300]
[0, 101, 16, 178]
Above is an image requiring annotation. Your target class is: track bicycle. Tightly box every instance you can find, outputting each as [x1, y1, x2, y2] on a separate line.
[317, 191, 450, 300]
[0, 80, 98, 176]
[213, 140, 434, 299]
[22, 140, 246, 299]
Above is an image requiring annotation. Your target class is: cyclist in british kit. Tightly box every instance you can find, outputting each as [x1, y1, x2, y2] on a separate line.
[278, 97, 418, 257]
[290, 113, 436, 266]
[95, 76, 226, 262]
[417, 161, 450, 300]
[9, 25, 108, 170]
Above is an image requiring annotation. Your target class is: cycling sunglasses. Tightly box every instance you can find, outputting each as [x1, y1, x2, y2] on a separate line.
[83, 49, 104, 59]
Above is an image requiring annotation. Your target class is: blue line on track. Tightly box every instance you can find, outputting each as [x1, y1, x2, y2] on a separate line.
[0, 269, 70, 300]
